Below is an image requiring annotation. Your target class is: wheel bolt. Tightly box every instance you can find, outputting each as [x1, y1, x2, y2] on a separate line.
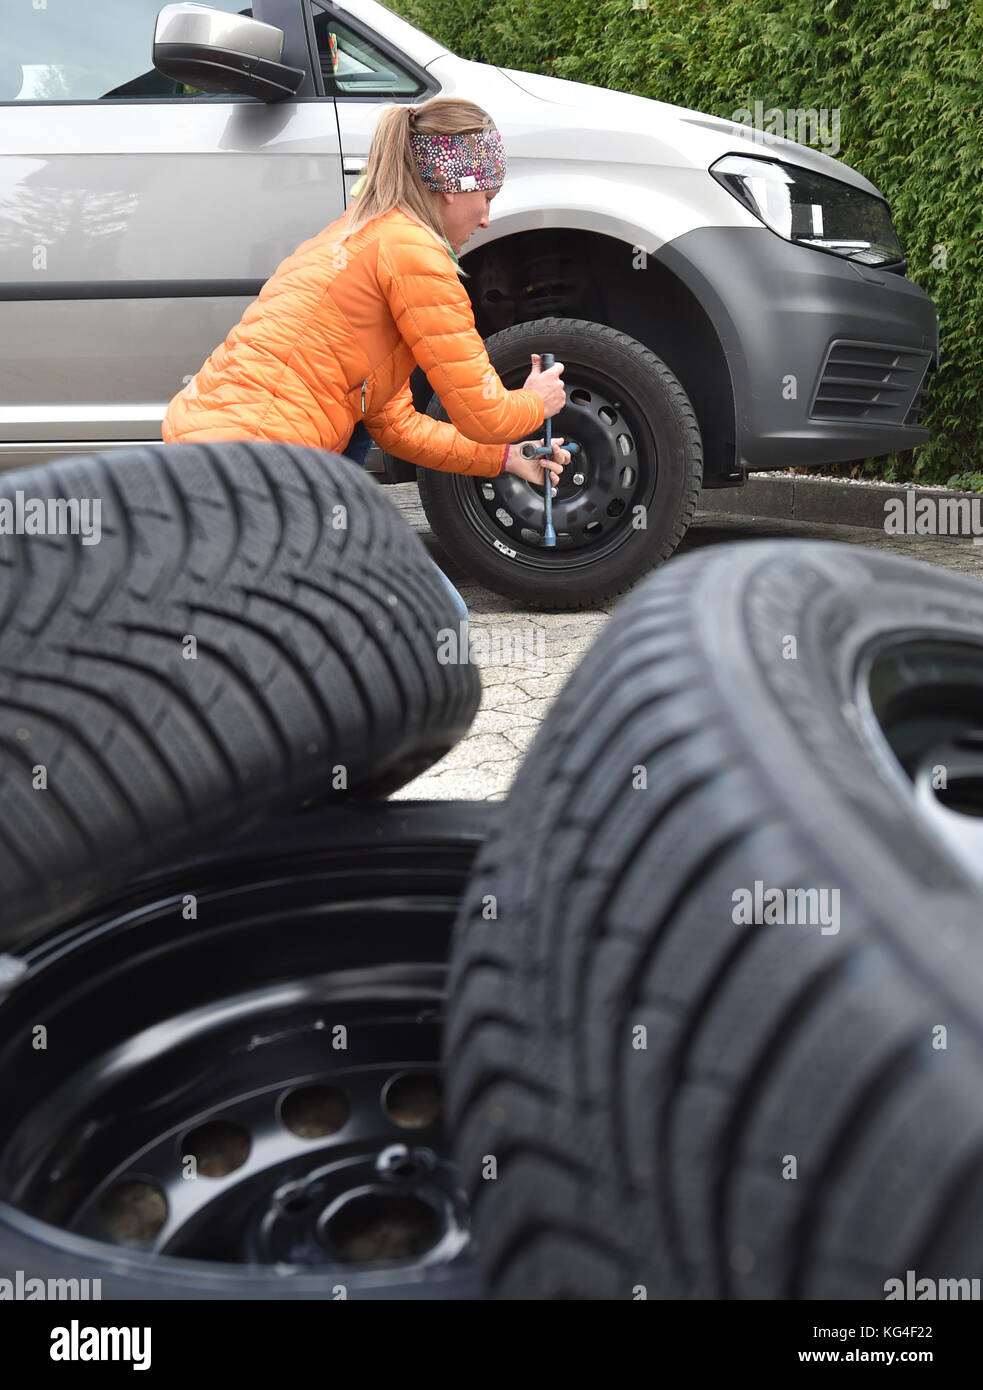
[572, 472, 585, 486]
[376, 1143, 412, 1175]
[376, 1143, 437, 1179]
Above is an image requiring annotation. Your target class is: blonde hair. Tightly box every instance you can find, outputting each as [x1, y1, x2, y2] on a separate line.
[337, 97, 501, 281]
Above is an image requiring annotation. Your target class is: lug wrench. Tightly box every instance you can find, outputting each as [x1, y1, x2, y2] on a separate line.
[517, 352, 580, 548]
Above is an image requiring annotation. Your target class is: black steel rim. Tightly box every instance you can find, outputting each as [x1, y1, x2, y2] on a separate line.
[451, 360, 658, 569]
[0, 822, 487, 1296]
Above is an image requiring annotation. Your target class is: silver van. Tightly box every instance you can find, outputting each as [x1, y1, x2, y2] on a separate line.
[0, 0, 939, 603]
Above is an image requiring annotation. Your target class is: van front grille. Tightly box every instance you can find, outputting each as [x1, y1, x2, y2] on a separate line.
[810, 340, 933, 424]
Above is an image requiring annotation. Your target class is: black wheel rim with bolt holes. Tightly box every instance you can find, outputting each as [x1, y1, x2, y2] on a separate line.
[856, 638, 983, 889]
[454, 363, 656, 569]
[0, 803, 495, 1299]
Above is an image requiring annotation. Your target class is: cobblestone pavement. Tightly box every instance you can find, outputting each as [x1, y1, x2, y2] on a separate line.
[386, 483, 983, 800]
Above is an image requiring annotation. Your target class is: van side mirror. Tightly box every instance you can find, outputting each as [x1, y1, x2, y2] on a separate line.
[153, 3, 304, 102]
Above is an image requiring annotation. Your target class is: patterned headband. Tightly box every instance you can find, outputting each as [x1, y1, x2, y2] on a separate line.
[407, 109, 506, 193]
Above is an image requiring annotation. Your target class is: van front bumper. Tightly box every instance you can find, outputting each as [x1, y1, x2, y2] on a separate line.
[656, 226, 939, 471]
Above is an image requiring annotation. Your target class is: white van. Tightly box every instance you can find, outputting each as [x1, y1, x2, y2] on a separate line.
[0, 0, 938, 603]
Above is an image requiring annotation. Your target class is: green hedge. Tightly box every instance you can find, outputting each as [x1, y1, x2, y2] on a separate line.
[392, 0, 981, 484]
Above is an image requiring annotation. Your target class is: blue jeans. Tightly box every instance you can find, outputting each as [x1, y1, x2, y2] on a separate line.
[342, 423, 469, 628]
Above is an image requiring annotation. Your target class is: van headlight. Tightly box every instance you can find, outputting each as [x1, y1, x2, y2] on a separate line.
[710, 154, 905, 268]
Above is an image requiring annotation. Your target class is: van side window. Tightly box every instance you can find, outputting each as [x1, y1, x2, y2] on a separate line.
[310, 3, 423, 98]
[2, 0, 253, 102]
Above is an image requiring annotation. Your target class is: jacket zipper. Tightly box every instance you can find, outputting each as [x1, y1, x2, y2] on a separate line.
[361, 380, 367, 413]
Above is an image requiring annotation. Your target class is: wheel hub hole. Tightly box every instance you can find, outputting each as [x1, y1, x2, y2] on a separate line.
[281, 1084, 350, 1139]
[322, 1190, 442, 1263]
[384, 1072, 442, 1130]
[99, 1180, 168, 1245]
[181, 1119, 250, 1177]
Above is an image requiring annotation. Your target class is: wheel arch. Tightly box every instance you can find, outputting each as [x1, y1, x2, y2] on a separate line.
[384, 227, 741, 489]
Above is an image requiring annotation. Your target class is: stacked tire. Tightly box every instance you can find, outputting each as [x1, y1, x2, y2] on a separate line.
[0, 442, 481, 940]
[443, 541, 983, 1298]
[2, 441, 983, 1302]
[0, 442, 488, 1298]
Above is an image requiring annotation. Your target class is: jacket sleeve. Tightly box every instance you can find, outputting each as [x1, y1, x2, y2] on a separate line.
[363, 381, 509, 477]
[377, 235, 546, 446]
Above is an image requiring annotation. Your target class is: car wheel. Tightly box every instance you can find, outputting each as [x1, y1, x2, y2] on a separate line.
[0, 802, 497, 1299]
[444, 540, 983, 1298]
[416, 317, 703, 609]
[0, 443, 480, 942]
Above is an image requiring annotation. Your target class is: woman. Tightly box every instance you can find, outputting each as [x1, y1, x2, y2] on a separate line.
[161, 97, 570, 615]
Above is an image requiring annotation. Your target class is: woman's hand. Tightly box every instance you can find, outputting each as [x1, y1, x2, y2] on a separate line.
[504, 438, 571, 486]
[522, 353, 566, 418]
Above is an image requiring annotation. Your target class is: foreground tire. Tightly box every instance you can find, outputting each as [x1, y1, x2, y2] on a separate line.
[417, 316, 702, 609]
[444, 540, 983, 1298]
[0, 802, 496, 1299]
[0, 444, 480, 943]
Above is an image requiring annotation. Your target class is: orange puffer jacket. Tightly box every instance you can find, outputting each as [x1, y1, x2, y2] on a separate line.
[161, 206, 545, 477]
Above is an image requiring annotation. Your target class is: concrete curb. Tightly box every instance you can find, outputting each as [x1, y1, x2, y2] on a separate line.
[696, 474, 983, 538]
